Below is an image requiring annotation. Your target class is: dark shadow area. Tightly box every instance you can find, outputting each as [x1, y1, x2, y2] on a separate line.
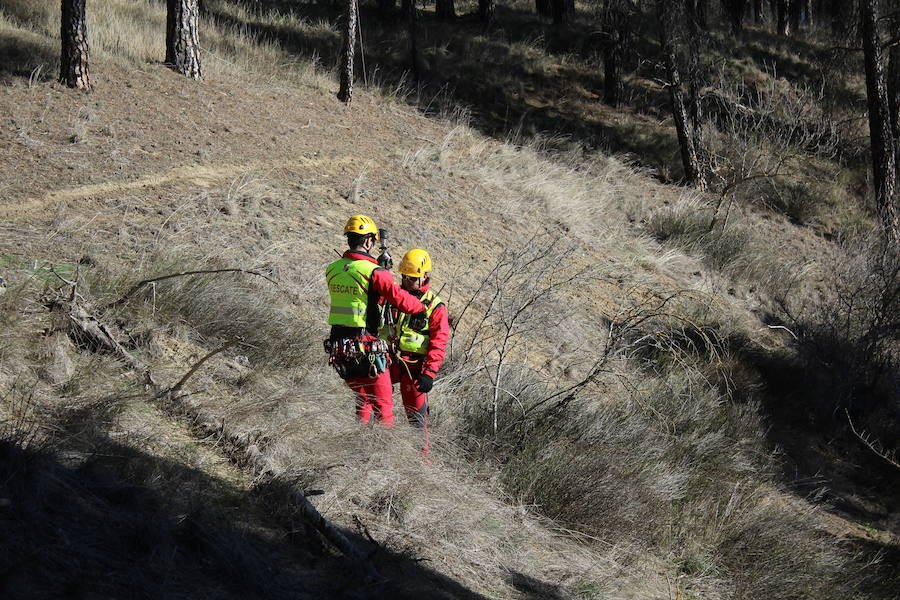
[0, 31, 56, 84]
[506, 571, 571, 600]
[732, 330, 900, 538]
[0, 403, 487, 600]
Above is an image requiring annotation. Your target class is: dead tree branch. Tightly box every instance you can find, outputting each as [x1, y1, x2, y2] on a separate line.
[106, 268, 279, 310]
[846, 410, 900, 469]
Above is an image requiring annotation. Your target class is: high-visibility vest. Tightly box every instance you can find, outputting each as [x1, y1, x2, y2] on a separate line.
[326, 258, 379, 327]
[395, 289, 444, 355]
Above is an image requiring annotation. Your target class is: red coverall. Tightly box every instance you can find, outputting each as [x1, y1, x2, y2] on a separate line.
[389, 281, 450, 426]
[332, 251, 425, 426]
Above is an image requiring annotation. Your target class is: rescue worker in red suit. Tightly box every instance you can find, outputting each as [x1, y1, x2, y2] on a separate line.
[385, 249, 450, 428]
[326, 215, 425, 426]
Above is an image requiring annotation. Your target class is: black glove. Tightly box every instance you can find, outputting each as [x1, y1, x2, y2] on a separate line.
[415, 373, 434, 393]
[409, 311, 427, 330]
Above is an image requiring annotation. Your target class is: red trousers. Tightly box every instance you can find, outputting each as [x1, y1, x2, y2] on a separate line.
[347, 370, 394, 426]
[391, 361, 428, 427]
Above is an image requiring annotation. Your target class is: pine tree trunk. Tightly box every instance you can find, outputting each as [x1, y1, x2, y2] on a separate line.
[696, 0, 708, 29]
[166, 0, 201, 79]
[725, 0, 745, 36]
[479, 0, 494, 23]
[777, 0, 790, 34]
[407, 0, 420, 83]
[861, 0, 899, 242]
[536, 0, 552, 18]
[789, 0, 802, 33]
[684, 0, 705, 151]
[601, 0, 628, 107]
[551, 0, 568, 25]
[888, 43, 899, 147]
[337, 0, 357, 104]
[435, 0, 455, 20]
[60, 0, 91, 90]
[658, 0, 705, 189]
[378, 0, 396, 16]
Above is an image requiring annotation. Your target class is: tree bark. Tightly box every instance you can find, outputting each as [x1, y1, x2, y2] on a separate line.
[479, 0, 495, 23]
[861, 0, 899, 242]
[60, 0, 91, 90]
[377, 0, 396, 16]
[407, 0, 420, 83]
[536, 0, 552, 18]
[724, 0, 746, 36]
[166, 0, 201, 79]
[684, 0, 706, 151]
[788, 0, 802, 33]
[888, 42, 899, 148]
[337, 0, 357, 104]
[658, 0, 706, 189]
[601, 0, 629, 107]
[436, 0, 455, 20]
[776, 0, 790, 34]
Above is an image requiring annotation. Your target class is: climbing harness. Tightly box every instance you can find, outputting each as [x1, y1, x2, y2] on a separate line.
[324, 336, 390, 380]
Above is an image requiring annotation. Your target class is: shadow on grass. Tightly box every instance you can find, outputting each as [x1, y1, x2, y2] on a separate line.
[0, 30, 56, 84]
[0, 406, 487, 600]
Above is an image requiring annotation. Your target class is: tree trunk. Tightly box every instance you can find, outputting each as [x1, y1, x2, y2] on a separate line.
[861, 0, 899, 242]
[888, 42, 899, 148]
[684, 0, 706, 151]
[695, 0, 708, 29]
[551, 0, 570, 25]
[789, 0, 802, 33]
[658, 0, 705, 189]
[776, 0, 789, 34]
[337, 0, 357, 104]
[436, 0, 455, 20]
[754, 0, 764, 22]
[60, 0, 91, 90]
[479, 0, 494, 23]
[601, 0, 628, 107]
[166, 0, 201, 79]
[407, 0, 420, 83]
[724, 0, 746, 35]
[378, 0, 396, 16]
[536, 0, 552, 18]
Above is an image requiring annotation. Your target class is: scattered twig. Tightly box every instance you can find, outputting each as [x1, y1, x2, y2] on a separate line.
[766, 324, 798, 340]
[168, 338, 242, 396]
[846, 409, 900, 469]
[106, 268, 279, 310]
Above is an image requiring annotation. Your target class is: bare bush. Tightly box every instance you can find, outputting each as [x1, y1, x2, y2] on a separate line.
[779, 235, 900, 457]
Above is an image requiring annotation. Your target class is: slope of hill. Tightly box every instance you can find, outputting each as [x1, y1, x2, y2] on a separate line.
[1, 2, 898, 599]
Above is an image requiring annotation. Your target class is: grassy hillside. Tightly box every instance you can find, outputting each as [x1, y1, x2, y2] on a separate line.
[1, 1, 897, 599]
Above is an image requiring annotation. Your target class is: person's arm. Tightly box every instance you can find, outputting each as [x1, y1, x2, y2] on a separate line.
[422, 303, 450, 377]
[369, 268, 425, 315]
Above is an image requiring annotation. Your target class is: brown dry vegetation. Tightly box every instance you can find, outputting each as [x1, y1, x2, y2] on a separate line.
[1, 1, 898, 599]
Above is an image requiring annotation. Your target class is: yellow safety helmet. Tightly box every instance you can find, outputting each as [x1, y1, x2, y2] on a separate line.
[343, 215, 378, 239]
[399, 248, 432, 277]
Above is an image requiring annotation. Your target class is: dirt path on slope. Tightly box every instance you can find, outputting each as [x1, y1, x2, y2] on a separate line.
[0, 154, 369, 220]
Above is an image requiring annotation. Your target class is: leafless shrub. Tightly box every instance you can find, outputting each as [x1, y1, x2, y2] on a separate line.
[778, 235, 900, 454]
[704, 67, 843, 226]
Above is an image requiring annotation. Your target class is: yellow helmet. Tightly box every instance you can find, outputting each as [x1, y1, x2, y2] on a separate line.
[343, 215, 378, 239]
[399, 248, 432, 277]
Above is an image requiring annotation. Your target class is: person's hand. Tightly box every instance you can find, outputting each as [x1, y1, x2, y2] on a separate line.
[416, 373, 434, 393]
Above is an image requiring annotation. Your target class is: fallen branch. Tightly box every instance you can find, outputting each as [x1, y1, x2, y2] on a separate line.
[106, 268, 279, 310]
[846, 410, 900, 470]
[168, 338, 242, 396]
